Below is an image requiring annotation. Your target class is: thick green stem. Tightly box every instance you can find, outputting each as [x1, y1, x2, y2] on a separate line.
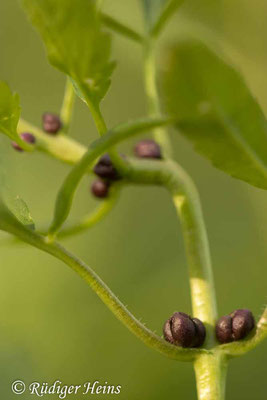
[172, 188, 217, 341]
[125, 158, 222, 399]
[143, 39, 173, 157]
[171, 169, 222, 399]
[18, 119, 86, 164]
[127, 159, 218, 336]
[141, 21, 223, 398]
[171, 171, 224, 399]
[194, 352, 228, 400]
[18, 117, 171, 167]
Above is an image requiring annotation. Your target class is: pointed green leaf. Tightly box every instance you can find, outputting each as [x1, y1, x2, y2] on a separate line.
[0, 81, 31, 150]
[162, 40, 267, 190]
[22, 0, 115, 106]
[2, 193, 35, 231]
[0, 174, 35, 234]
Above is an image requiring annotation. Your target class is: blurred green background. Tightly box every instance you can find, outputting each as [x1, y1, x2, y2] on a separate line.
[0, 0, 266, 399]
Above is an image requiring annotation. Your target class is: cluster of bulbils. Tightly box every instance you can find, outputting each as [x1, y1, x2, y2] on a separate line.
[163, 309, 255, 348]
[12, 117, 255, 348]
[163, 312, 206, 348]
[215, 309, 255, 344]
[91, 139, 162, 198]
[11, 113, 161, 200]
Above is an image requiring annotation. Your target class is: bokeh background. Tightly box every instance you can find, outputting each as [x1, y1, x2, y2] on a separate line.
[0, 0, 266, 399]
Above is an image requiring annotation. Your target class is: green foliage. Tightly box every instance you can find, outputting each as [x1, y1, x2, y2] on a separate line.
[0, 81, 31, 150]
[162, 40, 267, 190]
[2, 192, 35, 231]
[0, 172, 35, 234]
[22, 0, 115, 107]
[0, 81, 20, 138]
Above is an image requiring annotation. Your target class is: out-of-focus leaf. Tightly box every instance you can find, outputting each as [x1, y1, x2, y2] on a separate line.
[0, 81, 31, 150]
[22, 0, 115, 106]
[162, 40, 267, 190]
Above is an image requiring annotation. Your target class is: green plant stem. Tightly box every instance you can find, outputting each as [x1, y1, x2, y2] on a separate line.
[83, 94, 130, 175]
[142, 17, 224, 397]
[58, 183, 121, 239]
[143, 39, 172, 156]
[124, 158, 222, 399]
[172, 188, 217, 338]
[0, 211, 204, 362]
[194, 352, 228, 400]
[18, 117, 169, 167]
[48, 117, 170, 236]
[127, 159, 218, 332]
[60, 77, 76, 134]
[18, 119, 86, 164]
[101, 13, 143, 43]
[151, 0, 185, 38]
[85, 98, 107, 137]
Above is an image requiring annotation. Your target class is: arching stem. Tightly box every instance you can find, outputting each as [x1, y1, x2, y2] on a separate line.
[143, 38, 173, 157]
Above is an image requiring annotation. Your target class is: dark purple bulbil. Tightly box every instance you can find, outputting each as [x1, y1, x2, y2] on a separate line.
[134, 139, 162, 159]
[12, 132, 36, 152]
[216, 309, 255, 344]
[91, 179, 110, 199]
[42, 112, 62, 134]
[163, 312, 206, 348]
[93, 153, 120, 181]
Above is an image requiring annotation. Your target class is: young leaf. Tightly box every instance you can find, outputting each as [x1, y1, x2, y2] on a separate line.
[162, 40, 267, 190]
[2, 192, 35, 231]
[22, 0, 114, 106]
[0, 81, 31, 150]
[0, 171, 35, 233]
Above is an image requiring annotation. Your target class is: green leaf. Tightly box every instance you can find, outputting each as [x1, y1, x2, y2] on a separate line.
[162, 40, 267, 190]
[0, 81, 20, 138]
[141, 0, 184, 34]
[0, 81, 31, 150]
[22, 0, 115, 106]
[2, 192, 35, 230]
[0, 171, 35, 233]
